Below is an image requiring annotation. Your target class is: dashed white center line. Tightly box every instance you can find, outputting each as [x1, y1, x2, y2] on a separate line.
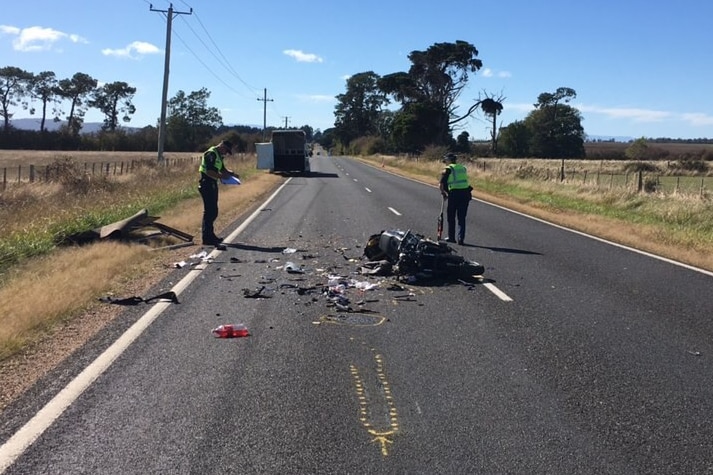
[483, 282, 513, 301]
[365, 187, 372, 193]
[388, 207, 401, 216]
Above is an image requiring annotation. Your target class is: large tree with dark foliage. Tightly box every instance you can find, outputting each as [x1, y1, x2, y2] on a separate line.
[56, 72, 98, 135]
[527, 87, 585, 158]
[166, 88, 222, 151]
[89, 81, 137, 131]
[29, 71, 61, 132]
[0, 66, 33, 132]
[334, 71, 389, 145]
[378, 40, 483, 149]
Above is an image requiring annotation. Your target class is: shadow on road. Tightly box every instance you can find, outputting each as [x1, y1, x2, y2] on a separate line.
[465, 243, 542, 256]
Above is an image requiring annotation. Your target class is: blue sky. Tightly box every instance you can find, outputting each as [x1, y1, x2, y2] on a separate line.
[2, 0, 712, 140]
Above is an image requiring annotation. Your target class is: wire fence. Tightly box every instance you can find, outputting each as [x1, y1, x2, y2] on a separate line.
[476, 159, 711, 197]
[0, 157, 199, 191]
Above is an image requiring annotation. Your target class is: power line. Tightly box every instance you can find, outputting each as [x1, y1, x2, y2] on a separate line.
[189, 12, 259, 93]
[171, 29, 246, 98]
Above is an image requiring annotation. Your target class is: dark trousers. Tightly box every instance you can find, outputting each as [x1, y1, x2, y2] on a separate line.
[199, 177, 219, 240]
[447, 189, 471, 242]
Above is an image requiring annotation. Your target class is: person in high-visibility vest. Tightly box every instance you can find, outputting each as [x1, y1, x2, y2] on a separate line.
[439, 153, 473, 245]
[198, 140, 240, 246]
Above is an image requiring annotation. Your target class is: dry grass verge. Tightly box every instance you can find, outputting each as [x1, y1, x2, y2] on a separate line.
[0, 170, 283, 411]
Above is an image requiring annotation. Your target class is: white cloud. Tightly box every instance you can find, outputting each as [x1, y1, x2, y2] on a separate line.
[283, 49, 323, 63]
[298, 94, 335, 103]
[0, 25, 87, 52]
[680, 112, 713, 127]
[0, 25, 20, 35]
[480, 68, 511, 79]
[506, 102, 535, 113]
[102, 41, 161, 59]
[578, 104, 671, 123]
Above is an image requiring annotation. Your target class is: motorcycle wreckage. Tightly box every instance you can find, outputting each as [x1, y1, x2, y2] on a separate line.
[364, 229, 484, 280]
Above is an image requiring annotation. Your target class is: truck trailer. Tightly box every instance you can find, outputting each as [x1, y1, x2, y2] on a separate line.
[256, 130, 311, 174]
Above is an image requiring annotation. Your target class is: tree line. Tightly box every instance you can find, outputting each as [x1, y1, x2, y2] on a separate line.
[0, 66, 319, 153]
[328, 41, 587, 159]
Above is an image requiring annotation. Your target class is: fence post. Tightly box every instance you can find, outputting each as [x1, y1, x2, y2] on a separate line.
[17, 165, 21, 183]
[2, 167, 6, 191]
[637, 171, 643, 192]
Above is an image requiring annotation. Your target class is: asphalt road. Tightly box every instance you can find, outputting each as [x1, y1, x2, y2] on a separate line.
[1, 155, 713, 474]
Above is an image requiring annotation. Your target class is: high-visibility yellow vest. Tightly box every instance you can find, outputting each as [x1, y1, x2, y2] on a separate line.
[199, 146, 224, 178]
[446, 163, 470, 190]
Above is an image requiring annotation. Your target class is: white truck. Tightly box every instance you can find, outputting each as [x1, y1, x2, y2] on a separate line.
[256, 129, 311, 174]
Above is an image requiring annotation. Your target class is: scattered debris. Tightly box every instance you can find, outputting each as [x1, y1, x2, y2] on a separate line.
[242, 286, 271, 298]
[212, 323, 249, 338]
[284, 261, 305, 274]
[99, 290, 179, 306]
[63, 208, 193, 249]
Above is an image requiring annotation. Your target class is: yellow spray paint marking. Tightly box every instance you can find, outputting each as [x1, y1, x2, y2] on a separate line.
[317, 314, 386, 326]
[350, 351, 400, 456]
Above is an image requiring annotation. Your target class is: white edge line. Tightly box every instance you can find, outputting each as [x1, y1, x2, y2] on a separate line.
[478, 198, 713, 278]
[0, 178, 293, 472]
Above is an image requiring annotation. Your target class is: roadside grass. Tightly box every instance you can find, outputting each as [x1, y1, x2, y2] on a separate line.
[0, 242, 151, 360]
[0, 152, 275, 362]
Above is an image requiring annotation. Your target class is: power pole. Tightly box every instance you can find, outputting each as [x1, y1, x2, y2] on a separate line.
[151, 3, 192, 163]
[256, 88, 273, 141]
[282, 116, 290, 128]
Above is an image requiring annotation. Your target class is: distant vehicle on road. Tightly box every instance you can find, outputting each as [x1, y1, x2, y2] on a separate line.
[256, 130, 311, 174]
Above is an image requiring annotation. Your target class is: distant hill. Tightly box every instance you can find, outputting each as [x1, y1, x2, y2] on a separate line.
[586, 135, 634, 143]
[8, 118, 140, 134]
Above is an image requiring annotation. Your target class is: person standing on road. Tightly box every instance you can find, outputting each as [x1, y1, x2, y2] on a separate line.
[439, 152, 473, 245]
[198, 140, 240, 246]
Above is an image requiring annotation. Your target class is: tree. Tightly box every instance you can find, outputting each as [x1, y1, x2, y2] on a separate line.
[166, 88, 222, 151]
[526, 87, 584, 158]
[498, 120, 530, 158]
[56, 72, 98, 135]
[0, 66, 33, 132]
[89, 81, 137, 131]
[390, 102, 444, 153]
[479, 93, 505, 154]
[625, 138, 650, 160]
[378, 40, 483, 147]
[334, 71, 389, 145]
[455, 131, 471, 153]
[29, 71, 61, 132]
